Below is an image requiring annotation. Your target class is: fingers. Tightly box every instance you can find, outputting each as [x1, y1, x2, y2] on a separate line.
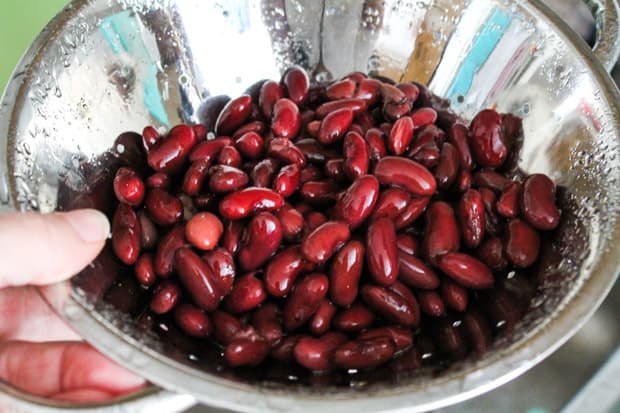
[0, 341, 145, 398]
[0, 210, 110, 288]
[50, 389, 116, 402]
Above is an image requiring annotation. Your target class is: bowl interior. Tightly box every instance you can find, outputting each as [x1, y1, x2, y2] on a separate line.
[2, 0, 620, 411]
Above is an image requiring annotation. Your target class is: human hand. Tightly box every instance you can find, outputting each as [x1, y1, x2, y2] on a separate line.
[0, 209, 146, 402]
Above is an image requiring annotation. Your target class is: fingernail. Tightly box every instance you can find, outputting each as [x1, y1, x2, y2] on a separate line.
[63, 209, 110, 243]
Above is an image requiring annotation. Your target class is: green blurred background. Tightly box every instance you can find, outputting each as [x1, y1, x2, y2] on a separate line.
[0, 0, 67, 94]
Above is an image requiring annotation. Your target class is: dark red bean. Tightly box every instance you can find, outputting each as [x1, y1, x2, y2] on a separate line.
[333, 175, 379, 228]
[411, 107, 437, 128]
[219, 187, 284, 220]
[497, 181, 521, 219]
[209, 165, 250, 194]
[398, 251, 440, 289]
[272, 98, 301, 139]
[457, 170, 472, 193]
[145, 172, 170, 190]
[371, 188, 410, 221]
[365, 128, 388, 163]
[142, 126, 160, 150]
[252, 303, 282, 344]
[202, 247, 236, 296]
[294, 332, 347, 371]
[276, 205, 304, 242]
[463, 307, 492, 355]
[387, 280, 419, 311]
[354, 78, 382, 105]
[224, 272, 267, 313]
[473, 169, 511, 192]
[174, 303, 212, 337]
[184, 212, 223, 252]
[486, 288, 524, 330]
[113, 167, 145, 206]
[112, 205, 141, 265]
[361, 285, 419, 326]
[259, 80, 284, 118]
[273, 163, 301, 197]
[435, 142, 460, 189]
[145, 188, 183, 226]
[299, 180, 340, 206]
[408, 124, 445, 157]
[417, 291, 446, 317]
[383, 100, 412, 121]
[283, 273, 329, 330]
[189, 137, 233, 163]
[232, 121, 266, 141]
[476, 237, 508, 271]
[434, 318, 466, 360]
[333, 303, 375, 332]
[447, 124, 473, 170]
[396, 233, 419, 256]
[397, 83, 420, 104]
[389, 347, 422, 372]
[441, 280, 468, 312]
[366, 218, 399, 286]
[315, 98, 367, 118]
[182, 160, 210, 196]
[469, 109, 507, 167]
[318, 108, 354, 145]
[193, 124, 207, 141]
[238, 212, 282, 271]
[437, 252, 494, 289]
[218, 145, 243, 168]
[222, 220, 244, 255]
[175, 247, 222, 311]
[295, 138, 338, 164]
[504, 219, 540, 268]
[333, 337, 396, 369]
[412, 145, 441, 169]
[135, 253, 156, 286]
[224, 338, 270, 367]
[301, 221, 350, 264]
[305, 212, 328, 232]
[309, 299, 337, 335]
[251, 158, 280, 188]
[306, 120, 320, 138]
[422, 201, 460, 264]
[215, 95, 253, 135]
[154, 225, 185, 277]
[393, 196, 430, 230]
[272, 335, 302, 361]
[355, 111, 375, 133]
[329, 240, 364, 306]
[358, 327, 413, 352]
[457, 189, 485, 249]
[379, 122, 393, 136]
[374, 156, 436, 196]
[147, 125, 197, 174]
[521, 174, 560, 230]
[343, 131, 370, 180]
[324, 158, 347, 183]
[381, 83, 407, 104]
[212, 311, 242, 344]
[266, 137, 306, 166]
[150, 281, 181, 314]
[480, 187, 502, 236]
[283, 66, 310, 105]
[326, 79, 356, 100]
[388, 116, 414, 155]
[235, 131, 264, 160]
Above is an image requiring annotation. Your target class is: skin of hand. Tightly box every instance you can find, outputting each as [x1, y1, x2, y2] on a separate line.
[0, 209, 146, 402]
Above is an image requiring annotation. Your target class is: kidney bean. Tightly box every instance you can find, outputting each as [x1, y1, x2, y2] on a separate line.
[145, 172, 170, 190]
[412, 145, 440, 169]
[181, 160, 210, 196]
[389, 346, 422, 372]
[388, 280, 419, 311]
[437, 252, 494, 289]
[318, 108, 354, 145]
[212, 311, 242, 344]
[112, 205, 141, 265]
[364, 128, 388, 164]
[521, 174, 560, 230]
[348, 123, 364, 135]
[435, 142, 460, 189]
[434, 318, 466, 360]
[238, 212, 282, 270]
[441, 280, 468, 312]
[396, 233, 419, 256]
[417, 291, 446, 317]
[325, 79, 356, 100]
[496, 181, 521, 218]
[251, 158, 279, 188]
[271, 334, 302, 361]
[306, 120, 321, 138]
[273, 163, 301, 197]
[328, 240, 364, 306]
[379, 122, 393, 136]
[174, 303, 212, 338]
[175, 247, 222, 311]
[393, 196, 430, 230]
[366, 218, 399, 286]
[343, 131, 370, 180]
[475, 237, 507, 271]
[324, 158, 347, 183]
[271, 98, 301, 139]
[221, 220, 243, 256]
[504, 219, 540, 268]
[480, 187, 502, 236]
[276, 205, 304, 242]
[381, 83, 407, 104]
[182, 212, 222, 252]
[305, 212, 328, 232]
[283, 66, 309, 105]
[234, 131, 263, 160]
[223, 272, 267, 313]
[473, 170, 510, 192]
[150, 281, 181, 314]
[384, 100, 412, 121]
[232, 120, 266, 140]
[217, 145, 243, 168]
[301, 221, 350, 265]
[266, 137, 306, 166]
[207, 165, 249, 194]
[295, 138, 339, 165]
[422, 201, 460, 264]
[410, 107, 437, 128]
[396, 82, 420, 103]
[333, 303, 375, 332]
[462, 307, 492, 355]
[259, 80, 284, 119]
[251, 303, 282, 344]
[457, 170, 472, 193]
[486, 288, 524, 330]
[387, 116, 414, 155]
[283, 273, 329, 330]
[193, 124, 207, 141]
[137, 211, 157, 250]
[374, 156, 436, 196]
[457, 189, 485, 249]
[445, 124, 472, 170]
[361, 285, 419, 326]
[224, 338, 270, 367]
[154, 224, 185, 277]
[315, 98, 367, 119]
[145, 188, 183, 226]
[147, 124, 197, 174]
[135, 253, 156, 286]
[309, 299, 337, 335]
[215, 95, 253, 135]
[294, 332, 348, 371]
[333, 337, 396, 370]
[189, 137, 233, 163]
[142, 126, 160, 150]
[202, 247, 235, 296]
[398, 251, 439, 289]
[469, 109, 507, 167]
[219, 187, 284, 220]
[113, 167, 145, 206]
[358, 327, 413, 352]
[332, 175, 379, 228]
[299, 180, 340, 206]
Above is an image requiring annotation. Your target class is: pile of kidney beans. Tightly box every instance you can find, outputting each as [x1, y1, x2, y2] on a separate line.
[109, 67, 561, 372]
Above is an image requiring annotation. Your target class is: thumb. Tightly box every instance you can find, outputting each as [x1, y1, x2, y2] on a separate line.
[0, 210, 110, 288]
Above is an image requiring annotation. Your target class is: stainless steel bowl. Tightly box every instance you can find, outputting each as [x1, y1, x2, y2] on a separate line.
[1, 0, 620, 412]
